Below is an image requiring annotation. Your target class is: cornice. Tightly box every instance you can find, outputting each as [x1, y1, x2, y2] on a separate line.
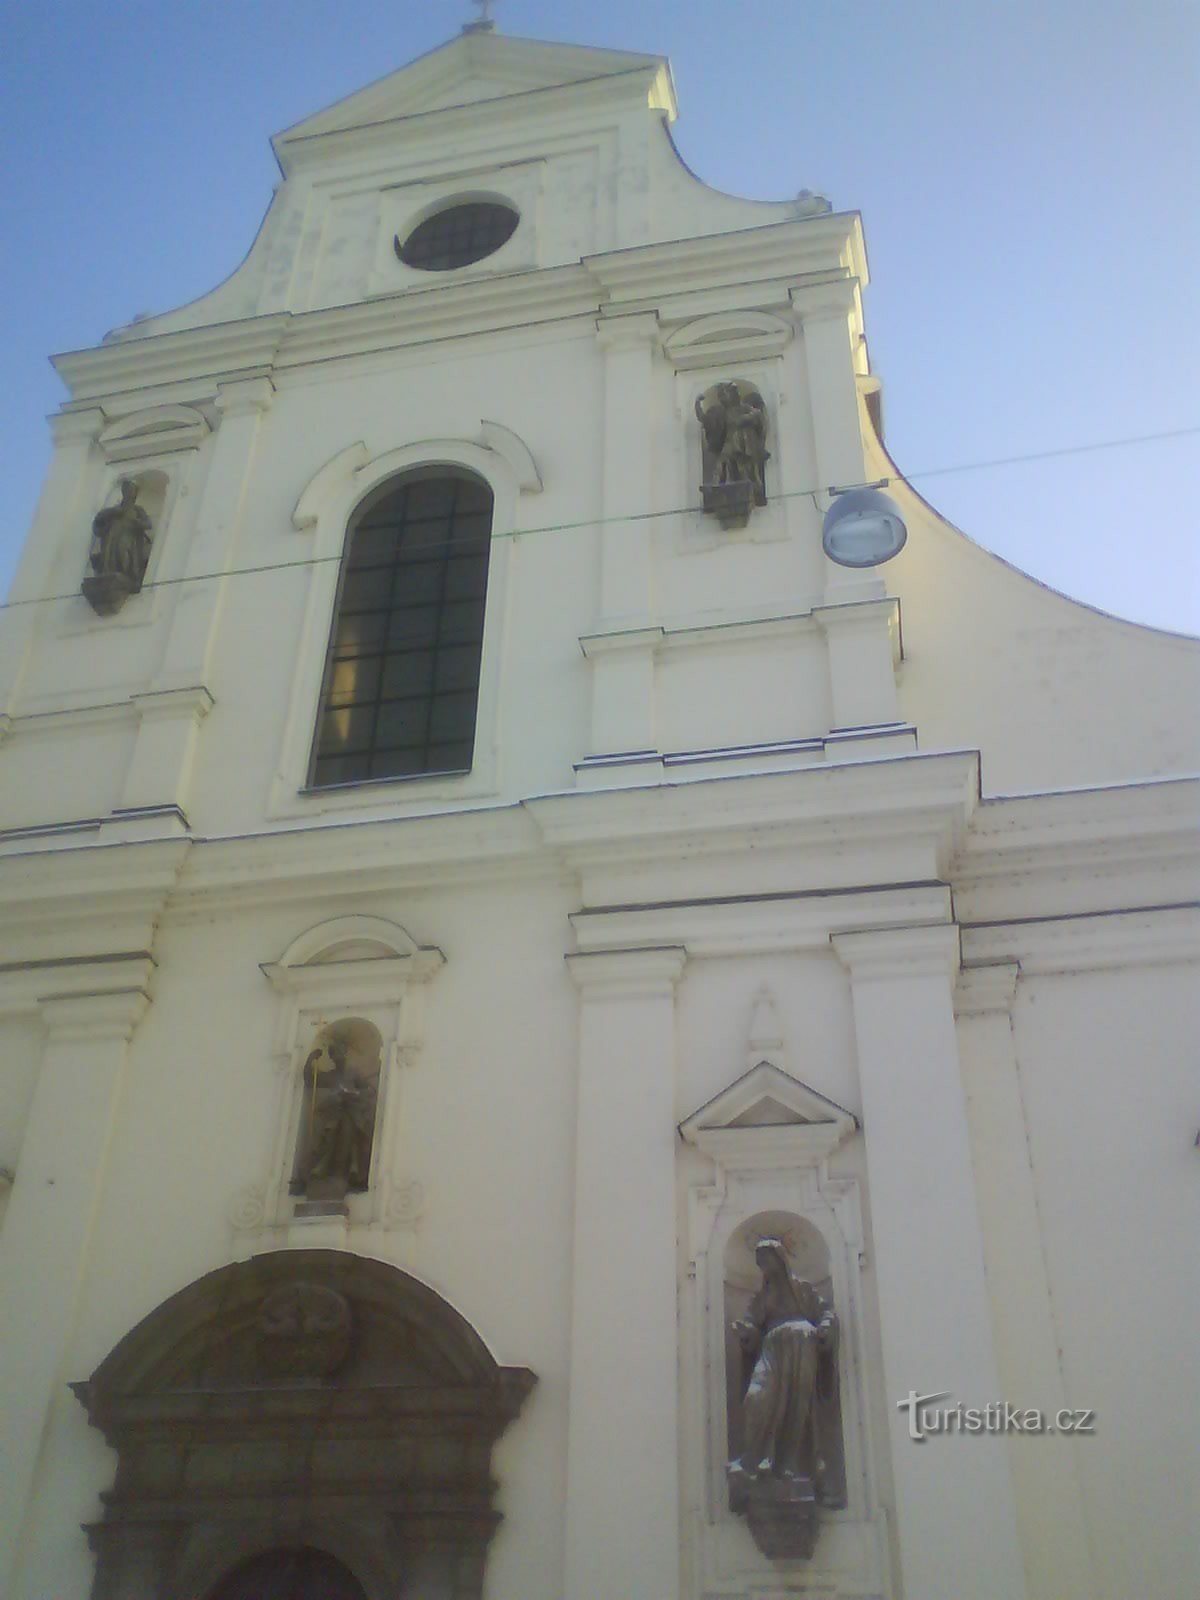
[527, 750, 980, 870]
[954, 961, 1020, 1018]
[275, 64, 673, 177]
[572, 884, 952, 958]
[48, 217, 864, 407]
[565, 944, 687, 997]
[0, 953, 156, 1032]
[0, 840, 189, 964]
[0, 753, 978, 932]
[961, 903, 1200, 975]
[586, 214, 864, 306]
[53, 317, 289, 407]
[832, 922, 962, 983]
[957, 776, 1200, 877]
[170, 802, 548, 915]
[953, 776, 1200, 923]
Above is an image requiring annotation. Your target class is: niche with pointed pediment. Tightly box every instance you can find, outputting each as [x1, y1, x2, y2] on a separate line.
[678, 991, 891, 1594]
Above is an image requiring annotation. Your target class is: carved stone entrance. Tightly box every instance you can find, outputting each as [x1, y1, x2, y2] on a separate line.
[207, 1548, 367, 1600]
[73, 1250, 535, 1600]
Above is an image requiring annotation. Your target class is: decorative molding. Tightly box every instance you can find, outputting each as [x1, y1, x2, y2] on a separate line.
[292, 441, 370, 530]
[572, 885, 953, 960]
[662, 310, 792, 371]
[267, 913, 441, 975]
[593, 309, 661, 351]
[251, 917, 444, 1241]
[962, 903, 1200, 976]
[130, 685, 214, 727]
[680, 1060, 859, 1169]
[383, 1177, 425, 1230]
[832, 921, 962, 982]
[955, 961, 1020, 1017]
[813, 594, 902, 668]
[97, 405, 211, 463]
[215, 374, 275, 418]
[38, 975, 154, 1044]
[565, 944, 687, 997]
[478, 419, 542, 493]
[49, 406, 106, 446]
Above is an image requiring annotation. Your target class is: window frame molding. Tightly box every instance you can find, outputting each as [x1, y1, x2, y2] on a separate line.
[271, 436, 525, 819]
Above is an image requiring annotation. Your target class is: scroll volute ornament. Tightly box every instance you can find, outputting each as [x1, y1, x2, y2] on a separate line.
[696, 380, 770, 529]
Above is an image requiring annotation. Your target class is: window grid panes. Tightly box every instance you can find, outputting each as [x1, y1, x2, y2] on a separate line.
[310, 473, 493, 789]
[396, 202, 519, 271]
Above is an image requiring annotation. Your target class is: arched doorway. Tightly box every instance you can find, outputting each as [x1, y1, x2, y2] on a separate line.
[74, 1250, 536, 1599]
[207, 1547, 366, 1600]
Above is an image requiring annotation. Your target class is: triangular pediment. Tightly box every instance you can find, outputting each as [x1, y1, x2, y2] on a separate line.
[679, 1062, 858, 1167]
[274, 31, 674, 161]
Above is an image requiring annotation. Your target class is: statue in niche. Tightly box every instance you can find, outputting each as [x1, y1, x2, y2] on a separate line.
[696, 380, 770, 528]
[82, 477, 153, 616]
[727, 1238, 844, 1560]
[292, 1026, 380, 1205]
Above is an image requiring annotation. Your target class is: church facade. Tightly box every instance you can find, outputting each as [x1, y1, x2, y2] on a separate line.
[0, 25, 1196, 1600]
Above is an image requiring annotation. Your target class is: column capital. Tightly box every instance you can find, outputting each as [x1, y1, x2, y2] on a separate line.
[215, 374, 275, 418]
[955, 961, 1020, 1018]
[129, 684, 215, 725]
[832, 922, 960, 982]
[39, 988, 151, 1043]
[594, 310, 661, 352]
[566, 945, 686, 998]
[790, 278, 859, 324]
[38, 955, 155, 1041]
[49, 406, 106, 447]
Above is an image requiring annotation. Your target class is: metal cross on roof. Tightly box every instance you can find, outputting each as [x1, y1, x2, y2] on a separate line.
[464, 0, 496, 32]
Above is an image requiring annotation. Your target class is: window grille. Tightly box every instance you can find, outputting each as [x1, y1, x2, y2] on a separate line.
[309, 471, 493, 788]
[395, 202, 519, 271]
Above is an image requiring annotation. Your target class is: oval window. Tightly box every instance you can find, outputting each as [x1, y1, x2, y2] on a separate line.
[394, 201, 519, 272]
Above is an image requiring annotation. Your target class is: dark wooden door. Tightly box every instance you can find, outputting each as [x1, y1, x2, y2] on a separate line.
[206, 1548, 367, 1600]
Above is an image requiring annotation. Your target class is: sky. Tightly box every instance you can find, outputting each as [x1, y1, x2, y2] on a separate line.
[2, 0, 1197, 632]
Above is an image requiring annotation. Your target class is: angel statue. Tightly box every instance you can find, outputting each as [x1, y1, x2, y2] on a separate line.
[695, 381, 770, 507]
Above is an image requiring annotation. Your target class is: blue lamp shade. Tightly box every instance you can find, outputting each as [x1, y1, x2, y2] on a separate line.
[821, 488, 908, 568]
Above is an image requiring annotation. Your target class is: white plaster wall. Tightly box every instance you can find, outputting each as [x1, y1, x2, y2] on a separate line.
[12, 873, 580, 1600]
[867, 420, 1200, 793]
[1011, 961, 1200, 1599]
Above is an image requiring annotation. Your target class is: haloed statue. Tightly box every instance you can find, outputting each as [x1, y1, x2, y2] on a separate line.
[728, 1238, 845, 1561]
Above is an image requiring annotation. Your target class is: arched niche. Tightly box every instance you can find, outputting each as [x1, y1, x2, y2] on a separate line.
[73, 1250, 536, 1600]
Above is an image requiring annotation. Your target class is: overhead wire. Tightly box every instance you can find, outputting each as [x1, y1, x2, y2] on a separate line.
[0, 422, 1195, 612]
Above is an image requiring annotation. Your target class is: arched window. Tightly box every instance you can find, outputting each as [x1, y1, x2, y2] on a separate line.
[310, 469, 493, 787]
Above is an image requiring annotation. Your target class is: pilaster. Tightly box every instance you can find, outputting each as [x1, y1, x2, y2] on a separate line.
[103, 686, 215, 834]
[0, 408, 106, 711]
[584, 312, 661, 764]
[812, 596, 902, 734]
[563, 945, 686, 1600]
[792, 282, 883, 607]
[152, 374, 275, 693]
[955, 963, 1097, 1599]
[832, 925, 1027, 1600]
[0, 963, 153, 1596]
